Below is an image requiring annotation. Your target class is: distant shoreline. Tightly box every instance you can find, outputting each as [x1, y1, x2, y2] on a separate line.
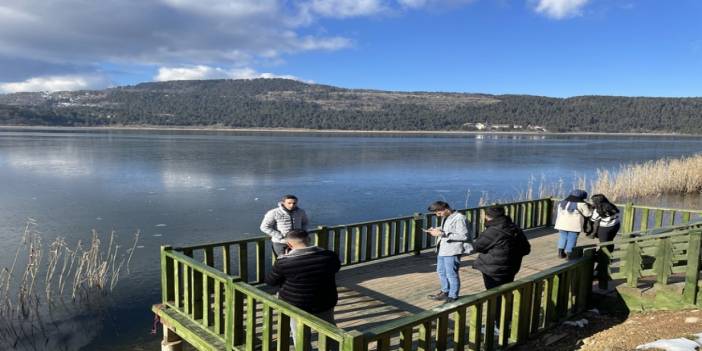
[0, 125, 695, 137]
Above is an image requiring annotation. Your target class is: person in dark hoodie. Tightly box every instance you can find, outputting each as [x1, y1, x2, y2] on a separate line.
[473, 205, 531, 290]
[265, 229, 340, 327]
[260, 194, 309, 257]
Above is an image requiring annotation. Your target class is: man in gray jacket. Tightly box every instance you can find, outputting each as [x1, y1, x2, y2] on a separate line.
[260, 195, 309, 257]
[425, 201, 472, 303]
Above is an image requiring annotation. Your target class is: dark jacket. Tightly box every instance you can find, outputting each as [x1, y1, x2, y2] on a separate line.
[265, 246, 341, 313]
[472, 215, 531, 279]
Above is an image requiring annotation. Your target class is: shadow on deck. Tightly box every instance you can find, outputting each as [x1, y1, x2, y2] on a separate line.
[334, 226, 599, 331]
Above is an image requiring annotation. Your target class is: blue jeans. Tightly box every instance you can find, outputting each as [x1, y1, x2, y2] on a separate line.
[437, 255, 461, 298]
[557, 230, 579, 253]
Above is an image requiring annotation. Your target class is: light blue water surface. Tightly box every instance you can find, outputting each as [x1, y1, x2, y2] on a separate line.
[0, 129, 701, 349]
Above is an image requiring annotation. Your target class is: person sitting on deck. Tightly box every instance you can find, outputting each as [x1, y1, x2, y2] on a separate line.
[260, 194, 309, 257]
[473, 205, 531, 291]
[425, 201, 472, 303]
[264, 229, 341, 327]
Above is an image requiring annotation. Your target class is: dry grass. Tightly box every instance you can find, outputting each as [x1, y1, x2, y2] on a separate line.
[0, 221, 139, 320]
[587, 153, 702, 201]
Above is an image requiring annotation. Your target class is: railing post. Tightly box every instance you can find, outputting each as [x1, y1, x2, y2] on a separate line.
[683, 230, 701, 305]
[316, 226, 329, 250]
[546, 198, 555, 227]
[412, 213, 423, 255]
[161, 245, 173, 304]
[622, 202, 635, 238]
[342, 331, 364, 351]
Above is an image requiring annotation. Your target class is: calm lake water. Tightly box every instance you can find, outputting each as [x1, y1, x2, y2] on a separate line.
[1, 128, 701, 350]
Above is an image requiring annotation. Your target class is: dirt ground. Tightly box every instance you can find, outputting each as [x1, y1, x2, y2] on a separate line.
[512, 293, 702, 351]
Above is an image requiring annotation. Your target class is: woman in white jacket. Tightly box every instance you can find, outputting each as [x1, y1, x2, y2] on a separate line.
[554, 190, 592, 259]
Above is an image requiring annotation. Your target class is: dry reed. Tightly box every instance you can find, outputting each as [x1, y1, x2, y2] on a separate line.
[587, 153, 702, 201]
[0, 222, 139, 321]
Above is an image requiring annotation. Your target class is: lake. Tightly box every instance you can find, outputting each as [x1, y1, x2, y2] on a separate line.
[1, 128, 701, 350]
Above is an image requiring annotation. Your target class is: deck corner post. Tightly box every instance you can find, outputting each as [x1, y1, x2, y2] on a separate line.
[683, 230, 702, 304]
[161, 245, 173, 304]
[342, 330, 365, 351]
[412, 212, 424, 255]
[161, 326, 183, 351]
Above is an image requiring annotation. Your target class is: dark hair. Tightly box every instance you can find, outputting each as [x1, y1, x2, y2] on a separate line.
[591, 194, 619, 216]
[486, 205, 506, 218]
[427, 201, 451, 212]
[282, 194, 298, 201]
[560, 189, 588, 212]
[286, 229, 309, 241]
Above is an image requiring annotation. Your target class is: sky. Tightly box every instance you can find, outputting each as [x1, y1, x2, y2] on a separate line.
[0, 0, 701, 97]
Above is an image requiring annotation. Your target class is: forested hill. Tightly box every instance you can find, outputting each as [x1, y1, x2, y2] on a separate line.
[1, 78, 701, 133]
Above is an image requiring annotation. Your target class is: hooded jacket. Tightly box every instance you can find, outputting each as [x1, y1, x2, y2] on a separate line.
[472, 215, 530, 279]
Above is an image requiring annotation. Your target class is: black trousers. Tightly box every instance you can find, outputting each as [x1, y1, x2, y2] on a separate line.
[597, 223, 620, 254]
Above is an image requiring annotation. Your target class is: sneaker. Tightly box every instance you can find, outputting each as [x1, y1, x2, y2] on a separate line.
[427, 291, 448, 301]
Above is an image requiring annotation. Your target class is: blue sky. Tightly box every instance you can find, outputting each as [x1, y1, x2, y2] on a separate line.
[0, 0, 701, 97]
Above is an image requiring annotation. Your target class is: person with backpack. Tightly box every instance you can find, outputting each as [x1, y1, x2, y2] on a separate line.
[589, 194, 620, 253]
[473, 205, 531, 291]
[554, 189, 592, 259]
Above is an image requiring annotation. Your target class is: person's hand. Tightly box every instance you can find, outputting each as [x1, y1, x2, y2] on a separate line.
[426, 227, 443, 237]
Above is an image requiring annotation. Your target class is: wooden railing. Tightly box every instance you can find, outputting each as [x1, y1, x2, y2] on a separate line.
[159, 246, 350, 351]
[590, 224, 702, 300]
[615, 203, 702, 235]
[361, 251, 594, 351]
[171, 198, 554, 285]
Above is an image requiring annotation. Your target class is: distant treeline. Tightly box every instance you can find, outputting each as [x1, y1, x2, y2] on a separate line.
[1, 78, 701, 133]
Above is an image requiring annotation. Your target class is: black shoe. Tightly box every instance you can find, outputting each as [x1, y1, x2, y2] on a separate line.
[445, 297, 458, 303]
[558, 249, 567, 259]
[428, 291, 448, 301]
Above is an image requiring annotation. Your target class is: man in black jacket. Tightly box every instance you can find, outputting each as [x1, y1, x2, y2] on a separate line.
[265, 229, 341, 326]
[473, 205, 531, 290]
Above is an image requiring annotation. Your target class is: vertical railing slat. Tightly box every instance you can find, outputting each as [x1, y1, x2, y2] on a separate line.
[262, 304, 273, 351]
[683, 231, 701, 304]
[469, 303, 483, 351]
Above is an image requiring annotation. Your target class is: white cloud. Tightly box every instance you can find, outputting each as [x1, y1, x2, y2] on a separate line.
[396, 0, 475, 10]
[304, 0, 388, 18]
[0, 74, 111, 93]
[154, 65, 298, 81]
[0, 0, 354, 83]
[533, 0, 589, 19]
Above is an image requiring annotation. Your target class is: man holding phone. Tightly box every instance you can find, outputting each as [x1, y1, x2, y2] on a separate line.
[425, 201, 472, 303]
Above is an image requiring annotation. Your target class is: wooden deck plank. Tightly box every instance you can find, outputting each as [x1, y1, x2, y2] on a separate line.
[332, 227, 598, 331]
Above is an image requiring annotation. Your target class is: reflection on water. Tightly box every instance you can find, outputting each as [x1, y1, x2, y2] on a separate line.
[0, 129, 701, 349]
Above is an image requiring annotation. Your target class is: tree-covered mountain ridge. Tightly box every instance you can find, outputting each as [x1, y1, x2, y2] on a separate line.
[1, 78, 701, 133]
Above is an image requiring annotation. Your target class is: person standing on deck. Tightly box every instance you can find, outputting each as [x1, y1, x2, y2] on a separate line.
[265, 229, 340, 346]
[425, 201, 472, 303]
[589, 194, 621, 254]
[260, 194, 309, 257]
[554, 189, 592, 259]
[473, 205, 531, 290]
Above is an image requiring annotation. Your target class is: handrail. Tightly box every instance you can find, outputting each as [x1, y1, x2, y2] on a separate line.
[232, 281, 346, 340]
